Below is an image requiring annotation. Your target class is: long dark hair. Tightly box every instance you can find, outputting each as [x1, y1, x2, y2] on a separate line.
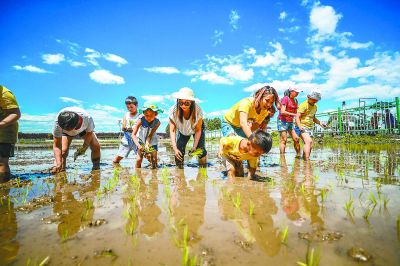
[176, 100, 196, 125]
[252, 85, 279, 112]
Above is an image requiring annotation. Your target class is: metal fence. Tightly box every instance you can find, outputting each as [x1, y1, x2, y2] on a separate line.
[314, 97, 400, 135]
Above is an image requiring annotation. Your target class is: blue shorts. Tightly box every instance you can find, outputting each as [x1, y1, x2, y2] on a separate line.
[294, 126, 313, 137]
[277, 119, 294, 132]
[221, 120, 247, 138]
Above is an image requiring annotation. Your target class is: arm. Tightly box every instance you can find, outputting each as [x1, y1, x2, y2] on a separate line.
[131, 119, 143, 150]
[121, 115, 127, 131]
[191, 118, 203, 151]
[82, 131, 94, 150]
[295, 112, 304, 130]
[52, 137, 63, 172]
[169, 119, 183, 161]
[313, 117, 326, 128]
[146, 120, 160, 145]
[239, 111, 253, 138]
[279, 104, 297, 117]
[247, 158, 258, 178]
[0, 108, 21, 128]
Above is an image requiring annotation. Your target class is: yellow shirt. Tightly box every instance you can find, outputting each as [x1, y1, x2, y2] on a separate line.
[297, 100, 317, 129]
[224, 97, 270, 128]
[0, 86, 19, 143]
[220, 136, 258, 168]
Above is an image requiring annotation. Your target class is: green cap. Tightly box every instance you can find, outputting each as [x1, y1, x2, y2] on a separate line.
[140, 101, 164, 114]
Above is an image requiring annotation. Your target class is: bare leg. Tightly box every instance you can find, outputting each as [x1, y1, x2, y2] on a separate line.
[0, 157, 11, 182]
[279, 131, 288, 154]
[151, 151, 158, 169]
[113, 156, 123, 164]
[89, 133, 101, 170]
[289, 129, 301, 157]
[300, 133, 313, 161]
[198, 155, 207, 168]
[136, 153, 143, 168]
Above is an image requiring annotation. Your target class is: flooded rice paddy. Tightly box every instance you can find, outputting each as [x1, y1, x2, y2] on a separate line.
[1, 143, 400, 265]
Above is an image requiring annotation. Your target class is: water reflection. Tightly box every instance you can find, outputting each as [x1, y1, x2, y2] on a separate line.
[53, 170, 100, 239]
[171, 169, 206, 244]
[218, 178, 280, 256]
[137, 170, 164, 238]
[0, 188, 19, 265]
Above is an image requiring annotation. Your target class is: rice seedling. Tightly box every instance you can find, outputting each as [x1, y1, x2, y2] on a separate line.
[181, 224, 198, 266]
[189, 148, 203, 158]
[61, 229, 69, 242]
[300, 183, 306, 195]
[320, 189, 328, 205]
[375, 178, 382, 191]
[382, 195, 390, 210]
[368, 192, 377, 207]
[84, 198, 94, 210]
[249, 200, 255, 216]
[280, 225, 289, 245]
[210, 179, 217, 186]
[232, 192, 241, 209]
[344, 193, 355, 216]
[297, 246, 320, 266]
[314, 173, 319, 183]
[199, 167, 208, 180]
[363, 206, 374, 221]
[38, 256, 50, 266]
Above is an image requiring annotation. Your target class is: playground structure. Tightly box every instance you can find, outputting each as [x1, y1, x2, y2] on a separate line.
[314, 97, 400, 135]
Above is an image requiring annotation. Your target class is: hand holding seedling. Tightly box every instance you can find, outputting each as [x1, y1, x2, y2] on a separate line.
[189, 148, 203, 158]
[74, 145, 88, 161]
[174, 148, 183, 161]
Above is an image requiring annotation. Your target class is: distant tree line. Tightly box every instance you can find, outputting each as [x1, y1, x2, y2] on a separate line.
[164, 117, 222, 136]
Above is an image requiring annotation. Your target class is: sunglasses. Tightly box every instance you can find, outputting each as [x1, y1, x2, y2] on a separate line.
[179, 101, 192, 106]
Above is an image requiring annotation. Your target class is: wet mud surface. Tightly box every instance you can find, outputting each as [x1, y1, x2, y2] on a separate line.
[1, 144, 399, 265]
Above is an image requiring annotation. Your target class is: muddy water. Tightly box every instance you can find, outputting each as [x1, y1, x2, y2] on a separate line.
[1, 144, 399, 265]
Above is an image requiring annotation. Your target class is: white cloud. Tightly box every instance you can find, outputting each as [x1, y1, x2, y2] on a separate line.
[199, 72, 233, 85]
[69, 61, 86, 67]
[243, 83, 268, 93]
[13, 65, 50, 73]
[42, 53, 65, 64]
[144, 67, 180, 74]
[340, 38, 373, 49]
[59, 97, 82, 105]
[289, 57, 312, 65]
[222, 64, 254, 81]
[89, 69, 125, 85]
[279, 12, 287, 20]
[290, 68, 320, 82]
[20, 113, 56, 122]
[365, 52, 400, 84]
[212, 30, 224, 46]
[310, 5, 342, 41]
[103, 53, 128, 66]
[229, 10, 240, 30]
[141, 95, 171, 103]
[251, 42, 287, 67]
[205, 109, 228, 117]
[332, 84, 400, 101]
[278, 26, 300, 33]
[91, 104, 123, 113]
[84, 48, 101, 66]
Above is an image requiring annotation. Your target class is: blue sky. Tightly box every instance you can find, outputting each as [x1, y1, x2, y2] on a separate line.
[1, 0, 399, 132]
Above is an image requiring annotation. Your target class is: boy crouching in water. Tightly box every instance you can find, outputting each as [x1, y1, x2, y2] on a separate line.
[219, 129, 272, 179]
[131, 102, 162, 169]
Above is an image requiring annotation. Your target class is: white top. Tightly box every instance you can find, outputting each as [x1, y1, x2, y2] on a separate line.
[124, 112, 138, 130]
[52, 106, 95, 138]
[168, 103, 203, 136]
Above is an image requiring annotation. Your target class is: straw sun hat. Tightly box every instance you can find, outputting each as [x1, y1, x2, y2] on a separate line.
[172, 87, 200, 102]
